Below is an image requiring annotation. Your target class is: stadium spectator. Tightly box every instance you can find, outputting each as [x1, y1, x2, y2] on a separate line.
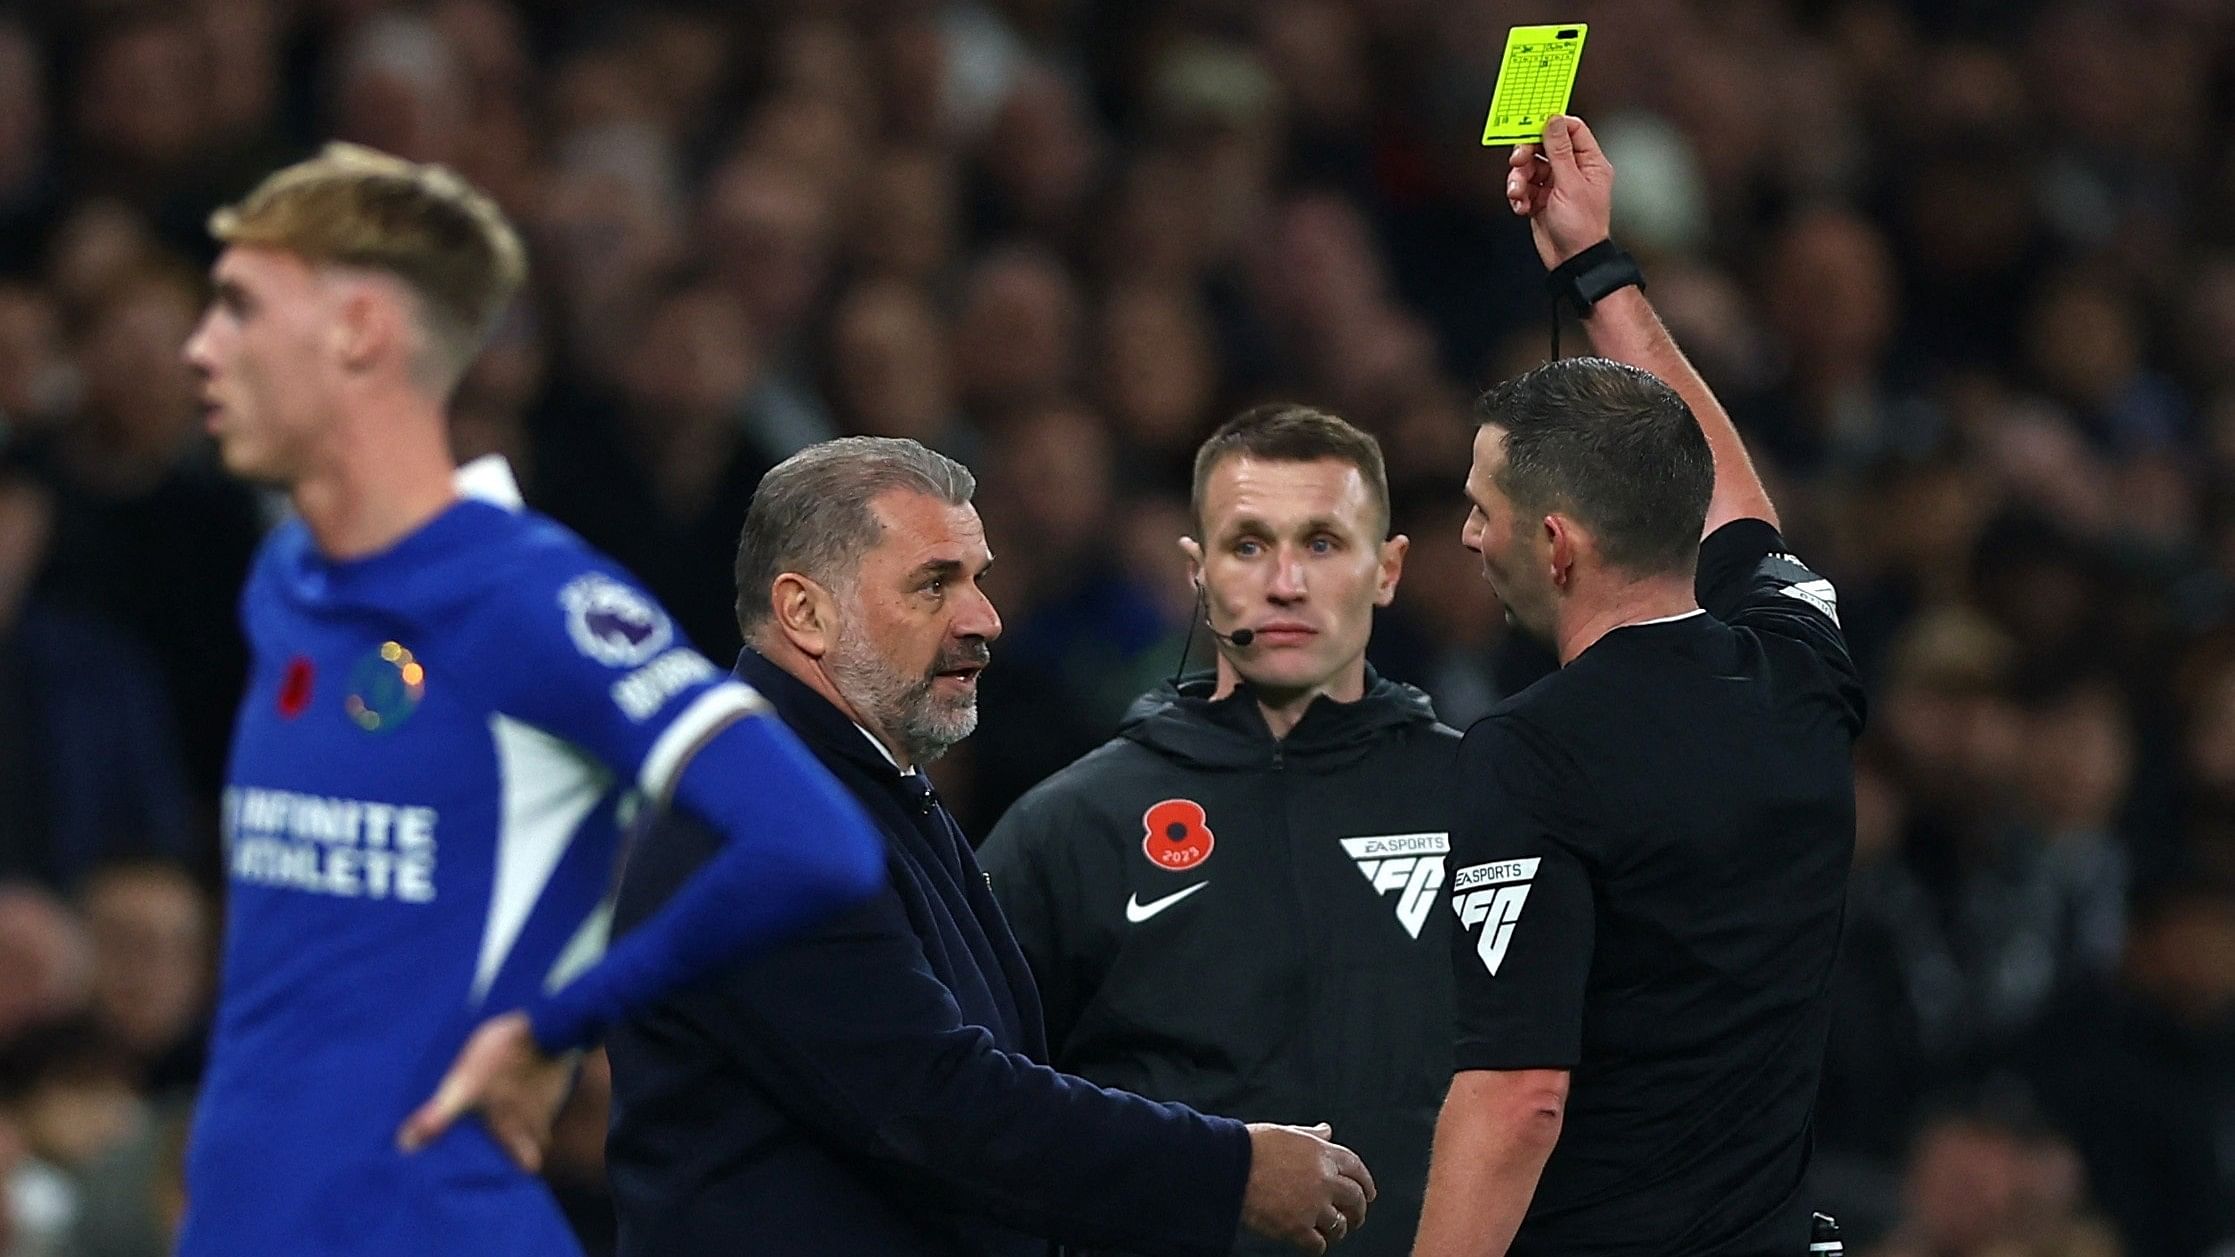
[1870, 1104, 2123, 1257]
[0, 886, 89, 1044]
[77, 861, 210, 1094]
[0, 476, 194, 888]
[2024, 875, 2235, 1257]
[29, 266, 263, 804]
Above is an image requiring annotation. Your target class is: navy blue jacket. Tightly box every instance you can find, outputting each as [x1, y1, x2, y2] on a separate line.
[605, 648, 1254, 1257]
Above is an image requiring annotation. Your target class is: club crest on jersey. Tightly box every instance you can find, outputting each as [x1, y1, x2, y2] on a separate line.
[345, 641, 425, 733]
[560, 573, 673, 667]
[1142, 799, 1215, 871]
[1339, 833, 1449, 939]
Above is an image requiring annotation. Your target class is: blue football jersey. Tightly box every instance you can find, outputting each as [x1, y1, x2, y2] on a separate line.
[181, 467, 763, 1254]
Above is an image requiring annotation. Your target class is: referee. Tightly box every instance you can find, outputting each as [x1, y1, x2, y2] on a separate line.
[1413, 116, 1866, 1257]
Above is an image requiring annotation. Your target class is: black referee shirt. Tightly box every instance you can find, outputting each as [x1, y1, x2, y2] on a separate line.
[1448, 518, 1867, 1257]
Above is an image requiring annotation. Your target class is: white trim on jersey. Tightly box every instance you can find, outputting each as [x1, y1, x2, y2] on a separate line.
[638, 681, 768, 800]
[543, 900, 615, 993]
[472, 715, 612, 1003]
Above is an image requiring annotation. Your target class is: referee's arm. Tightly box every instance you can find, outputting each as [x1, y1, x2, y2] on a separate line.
[1506, 113, 1778, 537]
[1415, 1068, 1569, 1257]
[1417, 717, 1597, 1257]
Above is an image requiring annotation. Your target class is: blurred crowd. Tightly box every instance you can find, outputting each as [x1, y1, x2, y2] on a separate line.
[1, 0, 2232, 1254]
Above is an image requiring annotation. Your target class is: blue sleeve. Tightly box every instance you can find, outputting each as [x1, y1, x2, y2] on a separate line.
[481, 563, 752, 793]
[474, 557, 885, 1051]
[525, 714, 886, 1051]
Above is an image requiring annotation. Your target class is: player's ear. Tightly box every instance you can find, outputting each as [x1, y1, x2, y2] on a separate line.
[332, 276, 404, 376]
[1375, 533, 1409, 607]
[769, 572, 836, 658]
[331, 284, 381, 374]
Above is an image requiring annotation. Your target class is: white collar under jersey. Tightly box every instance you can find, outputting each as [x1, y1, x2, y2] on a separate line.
[1629, 608, 1709, 628]
[854, 723, 921, 778]
[453, 454, 525, 508]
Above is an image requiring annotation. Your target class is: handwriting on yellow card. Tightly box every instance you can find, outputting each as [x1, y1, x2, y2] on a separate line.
[1482, 24, 1588, 146]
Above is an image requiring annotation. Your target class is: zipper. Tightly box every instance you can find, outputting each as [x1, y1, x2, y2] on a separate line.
[1271, 741, 1327, 1110]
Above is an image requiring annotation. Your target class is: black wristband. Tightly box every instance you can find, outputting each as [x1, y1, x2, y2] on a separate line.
[1545, 238, 1645, 318]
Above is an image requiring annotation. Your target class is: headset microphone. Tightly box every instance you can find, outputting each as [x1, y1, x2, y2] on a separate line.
[1171, 584, 1256, 683]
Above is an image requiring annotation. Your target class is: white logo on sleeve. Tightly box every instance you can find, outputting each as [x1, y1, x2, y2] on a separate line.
[1451, 858, 1540, 975]
[559, 573, 674, 667]
[610, 648, 719, 721]
[1767, 553, 1841, 627]
[1339, 832, 1449, 939]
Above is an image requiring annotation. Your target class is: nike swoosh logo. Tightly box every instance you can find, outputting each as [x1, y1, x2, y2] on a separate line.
[1125, 882, 1209, 923]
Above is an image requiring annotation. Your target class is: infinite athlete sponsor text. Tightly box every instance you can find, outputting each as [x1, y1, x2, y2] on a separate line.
[223, 786, 439, 902]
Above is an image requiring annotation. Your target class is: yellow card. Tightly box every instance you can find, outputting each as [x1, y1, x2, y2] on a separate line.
[1481, 24, 1588, 145]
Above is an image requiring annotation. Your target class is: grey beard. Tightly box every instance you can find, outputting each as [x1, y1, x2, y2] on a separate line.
[827, 630, 979, 765]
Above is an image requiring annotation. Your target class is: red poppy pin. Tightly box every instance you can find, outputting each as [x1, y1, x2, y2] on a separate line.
[277, 656, 314, 719]
[1142, 799, 1215, 871]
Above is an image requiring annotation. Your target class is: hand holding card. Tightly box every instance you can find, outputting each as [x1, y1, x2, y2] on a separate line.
[1481, 24, 1588, 147]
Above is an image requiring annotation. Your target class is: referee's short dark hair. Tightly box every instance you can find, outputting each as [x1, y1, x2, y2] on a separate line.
[1190, 403, 1391, 537]
[1475, 358, 1714, 576]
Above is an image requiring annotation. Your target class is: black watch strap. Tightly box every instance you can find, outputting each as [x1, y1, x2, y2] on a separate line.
[1545, 239, 1645, 318]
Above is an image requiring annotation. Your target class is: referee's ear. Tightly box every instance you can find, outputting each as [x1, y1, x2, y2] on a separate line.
[1544, 513, 1585, 588]
[1374, 533, 1409, 607]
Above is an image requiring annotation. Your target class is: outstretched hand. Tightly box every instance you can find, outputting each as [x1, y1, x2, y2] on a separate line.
[1505, 115, 1615, 270]
[396, 1011, 574, 1171]
[1241, 1122, 1377, 1254]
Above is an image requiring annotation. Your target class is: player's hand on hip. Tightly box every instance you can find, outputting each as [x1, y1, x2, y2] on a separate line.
[396, 1010, 574, 1172]
[1506, 114, 1614, 270]
[1240, 1122, 1377, 1253]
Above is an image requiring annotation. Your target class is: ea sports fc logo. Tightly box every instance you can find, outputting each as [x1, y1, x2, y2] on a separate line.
[1142, 799, 1215, 871]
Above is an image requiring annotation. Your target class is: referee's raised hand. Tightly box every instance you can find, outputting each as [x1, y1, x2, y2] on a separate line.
[1240, 1122, 1376, 1253]
[1506, 114, 1613, 269]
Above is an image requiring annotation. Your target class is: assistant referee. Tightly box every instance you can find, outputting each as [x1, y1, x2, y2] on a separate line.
[1413, 115, 1867, 1257]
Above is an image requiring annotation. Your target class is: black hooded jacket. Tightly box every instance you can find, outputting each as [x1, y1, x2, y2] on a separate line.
[981, 671, 1462, 1257]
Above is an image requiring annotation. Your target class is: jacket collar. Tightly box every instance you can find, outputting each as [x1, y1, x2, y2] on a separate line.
[1118, 665, 1440, 767]
[731, 647, 904, 782]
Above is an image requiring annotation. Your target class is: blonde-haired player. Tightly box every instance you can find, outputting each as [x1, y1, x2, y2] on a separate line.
[180, 144, 885, 1255]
